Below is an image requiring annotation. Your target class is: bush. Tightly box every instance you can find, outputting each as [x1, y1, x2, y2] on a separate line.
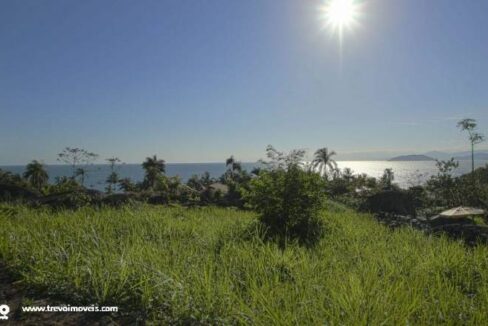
[222, 182, 247, 208]
[247, 165, 326, 248]
[360, 189, 416, 216]
[37, 190, 95, 209]
[0, 183, 40, 203]
[46, 176, 82, 194]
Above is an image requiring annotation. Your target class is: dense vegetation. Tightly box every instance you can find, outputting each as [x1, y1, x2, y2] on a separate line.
[1, 204, 488, 324]
[0, 119, 486, 323]
[1, 133, 487, 216]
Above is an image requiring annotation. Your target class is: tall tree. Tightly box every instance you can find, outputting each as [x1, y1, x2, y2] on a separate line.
[105, 157, 121, 193]
[380, 168, 395, 190]
[260, 145, 306, 171]
[23, 160, 49, 190]
[342, 167, 354, 182]
[57, 147, 98, 178]
[224, 155, 243, 182]
[457, 118, 485, 174]
[142, 155, 166, 189]
[226, 156, 242, 173]
[312, 148, 338, 179]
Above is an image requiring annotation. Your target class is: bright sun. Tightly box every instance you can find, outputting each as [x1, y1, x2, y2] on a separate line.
[320, 0, 360, 35]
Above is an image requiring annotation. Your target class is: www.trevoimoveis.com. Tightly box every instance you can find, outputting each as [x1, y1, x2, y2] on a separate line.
[0, 304, 118, 321]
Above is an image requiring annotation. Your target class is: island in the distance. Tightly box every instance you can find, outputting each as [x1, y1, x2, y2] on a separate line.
[388, 154, 435, 161]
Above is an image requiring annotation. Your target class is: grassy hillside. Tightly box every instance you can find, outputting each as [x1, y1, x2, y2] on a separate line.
[1, 204, 488, 324]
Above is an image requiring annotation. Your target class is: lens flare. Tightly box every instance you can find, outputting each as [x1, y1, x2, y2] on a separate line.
[320, 0, 361, 38]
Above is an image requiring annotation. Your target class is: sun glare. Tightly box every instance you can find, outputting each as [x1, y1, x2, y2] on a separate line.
[320, 0, 360, 36]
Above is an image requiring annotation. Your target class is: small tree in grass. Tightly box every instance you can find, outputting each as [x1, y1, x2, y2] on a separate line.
[247, 146, 326, 249]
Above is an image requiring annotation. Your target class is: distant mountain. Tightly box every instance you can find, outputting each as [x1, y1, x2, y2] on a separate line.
[389, 155, 435, 161]
[334, 149, 488, 161]
[335, 151, 401, 161]
[453, 153, 488, 161]
[423, 150, 488, 161]
[423, 151, 453, 161]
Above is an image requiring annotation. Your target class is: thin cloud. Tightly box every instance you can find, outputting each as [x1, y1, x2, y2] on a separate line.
[395, 122, 422, 126]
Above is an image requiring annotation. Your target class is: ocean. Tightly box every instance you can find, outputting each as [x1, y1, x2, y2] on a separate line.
[2, 160, 487, 191]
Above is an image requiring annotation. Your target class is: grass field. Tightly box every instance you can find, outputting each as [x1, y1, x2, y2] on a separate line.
[1, 203, 488, 324]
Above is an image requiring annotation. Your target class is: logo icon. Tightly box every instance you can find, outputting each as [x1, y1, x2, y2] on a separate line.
[0, 305, 9, 320]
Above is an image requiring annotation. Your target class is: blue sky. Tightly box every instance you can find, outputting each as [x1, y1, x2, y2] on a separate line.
[1, 0, 487, 164]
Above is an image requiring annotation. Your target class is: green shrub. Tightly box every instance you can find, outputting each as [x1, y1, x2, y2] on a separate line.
[46, 176, 82, 194]
[247, 165, 326, 248]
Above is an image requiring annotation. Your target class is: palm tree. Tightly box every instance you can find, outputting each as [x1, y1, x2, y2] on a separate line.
[225, 156, 243, 183]
[23, 160, 49, 190]
[457, 118, 485, 174]
[226, 156, 242, 173]
[225, 156, 235, 168]
[142, 155, 166, 189]
[106, 157, 121, 193]
[312, 148, 337, 179]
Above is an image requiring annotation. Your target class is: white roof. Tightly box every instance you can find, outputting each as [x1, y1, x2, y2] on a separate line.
[439, 206, 485, 218]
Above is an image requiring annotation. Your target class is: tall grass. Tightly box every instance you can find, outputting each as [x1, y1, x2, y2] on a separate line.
[1, 203, 488, 324]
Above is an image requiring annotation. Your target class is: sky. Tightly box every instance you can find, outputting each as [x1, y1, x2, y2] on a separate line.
[1, 0, 488, 164]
